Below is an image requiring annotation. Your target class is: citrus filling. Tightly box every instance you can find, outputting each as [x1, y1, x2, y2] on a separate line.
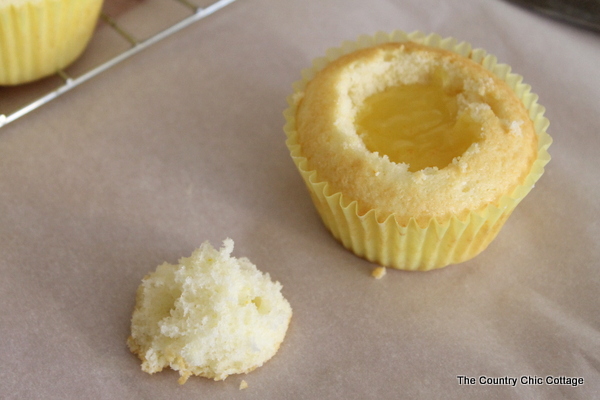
[355, 79, 482, 172]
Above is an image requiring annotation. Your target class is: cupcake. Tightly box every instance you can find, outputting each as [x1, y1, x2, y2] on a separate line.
[284, 31, 551, 271]
[0, 0, 104, 85]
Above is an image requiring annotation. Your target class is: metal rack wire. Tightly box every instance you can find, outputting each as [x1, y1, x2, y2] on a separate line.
[0, 0, 236, 128]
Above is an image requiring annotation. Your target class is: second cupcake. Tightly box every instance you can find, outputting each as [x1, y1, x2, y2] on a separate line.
[0, 0, 104, 85]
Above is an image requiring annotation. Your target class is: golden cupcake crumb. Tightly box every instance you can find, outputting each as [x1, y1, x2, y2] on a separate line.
[239, 380, 249, 390]
[372, 267, 387, 279]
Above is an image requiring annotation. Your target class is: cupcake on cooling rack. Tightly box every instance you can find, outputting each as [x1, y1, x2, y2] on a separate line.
[284, 31, 552, 271]
[0, 0, 104, 85]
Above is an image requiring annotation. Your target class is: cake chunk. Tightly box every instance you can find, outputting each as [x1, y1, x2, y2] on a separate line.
[127, 239, 292, 384]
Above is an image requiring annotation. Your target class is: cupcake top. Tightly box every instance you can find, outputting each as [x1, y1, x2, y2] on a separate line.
[295, 42, 538, 226]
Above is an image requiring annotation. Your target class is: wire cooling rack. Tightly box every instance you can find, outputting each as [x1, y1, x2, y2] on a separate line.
[0, 0, 236, 128]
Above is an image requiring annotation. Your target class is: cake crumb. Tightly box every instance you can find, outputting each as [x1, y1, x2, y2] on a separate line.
[239, 380, 248, 390]
[508, 120, 524, 137]
[372, 266, 387, 279]
[412, 170, 427, 183]
[127, 239, 292, 383]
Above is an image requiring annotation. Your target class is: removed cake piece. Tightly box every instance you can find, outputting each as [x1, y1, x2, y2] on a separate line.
[127, 239, 292, 384]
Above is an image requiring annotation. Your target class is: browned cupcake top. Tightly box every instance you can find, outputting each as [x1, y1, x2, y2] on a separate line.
[295, 42, 538, 225]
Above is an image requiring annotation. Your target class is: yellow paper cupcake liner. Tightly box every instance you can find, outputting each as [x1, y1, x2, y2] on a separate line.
[0, 0, 104, 85]
[284, 30, 552, 271]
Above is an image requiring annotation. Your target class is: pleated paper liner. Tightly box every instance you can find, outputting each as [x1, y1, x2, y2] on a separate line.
[284, 30, 552, 271]
[0, 0, 103, 85]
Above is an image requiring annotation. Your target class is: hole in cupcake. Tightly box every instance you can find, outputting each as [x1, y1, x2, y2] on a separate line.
[355, 74, 483, 172]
